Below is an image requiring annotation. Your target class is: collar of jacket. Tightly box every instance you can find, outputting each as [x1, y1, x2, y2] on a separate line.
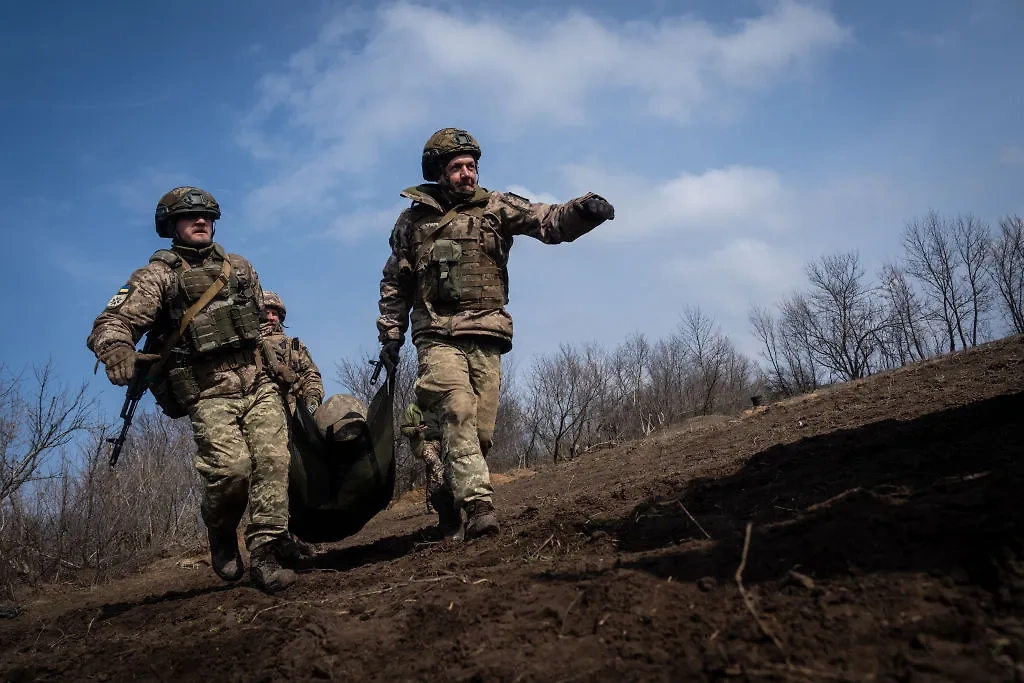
[171, 241, 226, 265]
[400, 184, 489, 214]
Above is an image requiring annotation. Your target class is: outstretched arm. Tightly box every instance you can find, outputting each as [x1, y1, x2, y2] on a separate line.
[497, 191, 614, 244]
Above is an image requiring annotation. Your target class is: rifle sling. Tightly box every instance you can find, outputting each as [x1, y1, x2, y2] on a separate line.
[414, 204, 463, 266]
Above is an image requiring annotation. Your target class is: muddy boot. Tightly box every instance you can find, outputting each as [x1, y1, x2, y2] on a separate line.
[291, 535, 317, 561]
[431, 488, 464, 542]
[280, 534, 316, 570]
[249, 539, 297, 594]
[208, 529, 243, 582]
[464, 500, 500, 541]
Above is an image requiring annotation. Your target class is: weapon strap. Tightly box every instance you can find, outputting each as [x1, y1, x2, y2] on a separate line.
[149, 258, 233, 380]
[413, 202, 466, 264]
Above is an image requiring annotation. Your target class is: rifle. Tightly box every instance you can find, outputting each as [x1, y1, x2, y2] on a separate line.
[106, 263, 233, 467]
[107, 337, 161, 467]
[369, 358, 385, 385]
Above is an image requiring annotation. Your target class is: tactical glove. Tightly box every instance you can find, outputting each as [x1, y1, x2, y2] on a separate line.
[380, 340, 402, 371]
[305, 398, 320, 416]
[579, 195, 615, 221]
[100, 345, 137, 386]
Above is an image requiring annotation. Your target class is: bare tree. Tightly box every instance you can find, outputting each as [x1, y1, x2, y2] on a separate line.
[901, 210, 978, 352]
[522, 343, 608, 464]
[991, 215, 1024, 334]
[952, 214, 994, 345]
[646, 334, 688, 426]
[487, 354, 529, 471]
[0, 362, 92, 505]
[2, 407, 202, 596]
[749, 303, 819, 395]
[678, 307, 736, 415]
[602, 333, 654, 439]
[796, 252, 884, 381]
[876, 263, 942, 367]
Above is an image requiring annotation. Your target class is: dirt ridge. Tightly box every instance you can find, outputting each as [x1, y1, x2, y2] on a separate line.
[2, 335, 1022, 682]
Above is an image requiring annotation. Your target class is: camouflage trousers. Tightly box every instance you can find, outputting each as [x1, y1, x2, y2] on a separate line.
[420, 439, 444, 509]
[414, 336, 501, 507]
[188, 379, 291, 551]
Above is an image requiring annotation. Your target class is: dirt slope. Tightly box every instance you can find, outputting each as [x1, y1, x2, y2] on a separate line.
[2, 335, 1023, 682]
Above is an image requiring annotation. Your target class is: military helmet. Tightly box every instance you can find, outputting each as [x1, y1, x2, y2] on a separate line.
[421, 128, 481, 182]
[154, 186, 221, 238]
[262, 290, 286, 321]
[314, 394, 370, 443]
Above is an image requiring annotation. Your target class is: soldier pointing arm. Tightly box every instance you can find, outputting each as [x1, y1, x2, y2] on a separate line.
[377, 128, 614, 541]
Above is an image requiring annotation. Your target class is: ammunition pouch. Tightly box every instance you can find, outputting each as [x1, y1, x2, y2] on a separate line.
[151, 348, 257, 415]
[424, 238, 463, 305]
[183, 299, 262, 354]
[159, 248, 263, 356]
[149, 372, 189, 419]
[420, 236, 507, 311]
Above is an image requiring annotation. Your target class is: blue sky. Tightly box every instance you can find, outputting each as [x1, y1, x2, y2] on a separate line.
[1, 0, 1022, 417]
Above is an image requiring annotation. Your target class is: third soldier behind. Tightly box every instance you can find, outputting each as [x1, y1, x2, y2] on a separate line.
[259, 290, 324, 418]
[377, 128, 615, 541]
[400, 401, 445, 517]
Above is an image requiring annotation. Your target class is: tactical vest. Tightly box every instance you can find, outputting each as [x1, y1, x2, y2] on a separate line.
[150, 244, 262, 357]
[410, 197, 509, 312]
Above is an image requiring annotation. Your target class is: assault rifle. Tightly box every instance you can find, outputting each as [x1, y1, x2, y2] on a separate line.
[107, 336, 162, 467]
[369, 358, 385, 385]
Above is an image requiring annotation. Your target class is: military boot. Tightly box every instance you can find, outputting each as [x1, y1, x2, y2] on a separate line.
[249, 539, 297, 594]
[208, 529, 243, 582]
[464, 500, 500, 540]
[430, 488, 464, 542]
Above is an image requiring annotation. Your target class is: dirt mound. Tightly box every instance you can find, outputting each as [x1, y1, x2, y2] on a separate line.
[2, 336, 1023, 681]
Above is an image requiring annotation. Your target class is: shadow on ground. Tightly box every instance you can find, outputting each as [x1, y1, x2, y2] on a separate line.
[585, 391, 1024, 596]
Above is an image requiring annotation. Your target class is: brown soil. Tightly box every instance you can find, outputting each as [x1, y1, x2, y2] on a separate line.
[3, 335, 1024, 682]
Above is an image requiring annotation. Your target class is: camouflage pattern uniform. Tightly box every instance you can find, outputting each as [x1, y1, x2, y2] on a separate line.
[259, 291, 324, 417]
[377, 129, 614, 538]
[87, 187, 295, 591]
[400, 402, 444, 512]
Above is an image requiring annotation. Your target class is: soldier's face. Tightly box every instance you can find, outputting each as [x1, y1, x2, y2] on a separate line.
[174, 215, 214, 246]
[264, 308, 281, 325]
[442, 154, 478, 195]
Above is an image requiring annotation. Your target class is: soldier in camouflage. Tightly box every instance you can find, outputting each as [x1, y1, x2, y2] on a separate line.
[87, 187, 297, 593]
[399, 401, 444, 515]
[259, 290, 324, 418]
[377, 128, 615, 540]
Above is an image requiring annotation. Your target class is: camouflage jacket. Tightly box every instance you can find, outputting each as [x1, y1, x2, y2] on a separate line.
[260, 322, 324, 414]
[377, 184, 605, 352]
[87, 242, 271, 402]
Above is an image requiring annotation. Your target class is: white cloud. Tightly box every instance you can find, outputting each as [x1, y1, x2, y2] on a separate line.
[237, 1, 849, 228]
[504, 185, 560, 205]
[663, 238, 805, 310]
[562, 163, 795, 240]
[327, 199, 409, 242]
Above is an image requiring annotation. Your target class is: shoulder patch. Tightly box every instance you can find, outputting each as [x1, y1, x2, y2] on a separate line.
[503, 192, 532, 210]
[106, 284, 134, 310]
